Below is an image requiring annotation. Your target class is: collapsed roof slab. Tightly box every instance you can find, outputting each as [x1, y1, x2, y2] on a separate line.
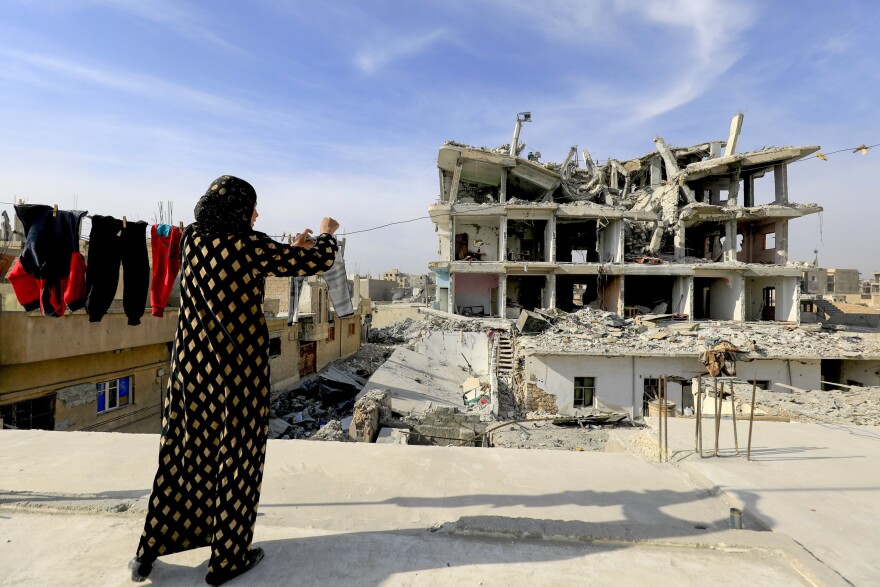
[438, 143, 516, 170]
[510, 163, 562, 195]
[557, 204, 657, 222]
[679, 202, 823, 227]
[684, 146, 819, 181]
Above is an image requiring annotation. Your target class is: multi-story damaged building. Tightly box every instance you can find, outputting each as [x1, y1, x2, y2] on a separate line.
[426, 116, 880, 419]
[429, 116, 820, 323]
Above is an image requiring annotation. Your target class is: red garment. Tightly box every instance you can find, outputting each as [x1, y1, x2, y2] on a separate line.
[7, 259, 40, 312]
[7, 252, 87, 316]
[150, 225, 182, 317]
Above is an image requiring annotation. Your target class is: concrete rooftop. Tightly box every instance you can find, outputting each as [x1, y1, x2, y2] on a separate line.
[0, 426, 871, 585]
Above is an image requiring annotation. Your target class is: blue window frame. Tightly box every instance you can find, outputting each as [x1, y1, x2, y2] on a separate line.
[97, 376, 132, 414]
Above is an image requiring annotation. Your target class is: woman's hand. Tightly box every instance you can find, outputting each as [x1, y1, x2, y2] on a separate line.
[319, 217, 339, 235]
[292, 229, 314, 248]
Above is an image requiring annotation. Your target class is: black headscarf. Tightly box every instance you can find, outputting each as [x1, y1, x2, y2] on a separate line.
[191, 175, 257, 237]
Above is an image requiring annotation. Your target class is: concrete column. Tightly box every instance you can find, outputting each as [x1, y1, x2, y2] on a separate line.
[448, 215, 455, 262]
[726, 171, 740, 208]
[774, 164, 788, 204]
[723, 220, 737, 263]
[649, 156, 662, 186]
[546, 274, 556, 309]
[735, 275, 746, 322]
[449, 161, 463, 204]
[448, 273, 455, 314]
[547, 215, 556, 263]
[498, 217, 507, 263]
[674, 222, 686, 259]
[499, 275, 507, 319]
[775, 219, 789, 264]
[500, 170, 508, 203]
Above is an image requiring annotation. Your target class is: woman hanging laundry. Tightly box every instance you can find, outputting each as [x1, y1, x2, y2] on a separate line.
[130, 175, 339, 585]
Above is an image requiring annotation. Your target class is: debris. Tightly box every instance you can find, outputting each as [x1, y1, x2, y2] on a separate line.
[700, 341, 743, 377]
[310, 420, 347, 442]
[349, 389, 393, 442]
[516, 310, 551, 333]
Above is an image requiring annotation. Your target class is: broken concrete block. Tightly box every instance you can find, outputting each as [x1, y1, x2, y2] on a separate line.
[310, 420, 347, 442]
[376, 427, 409, 445]
[517, 310, 551, 333]
[349, 389, 393, 442]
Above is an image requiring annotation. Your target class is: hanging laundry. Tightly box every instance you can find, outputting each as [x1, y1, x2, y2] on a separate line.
[9, 204, 87, 317]
[85, 216, 150, 325]
[287, 275, 305, 326]
[287, 238, 354, 325]
[321, 238, 354, 317]
[150, 224, 182, 317]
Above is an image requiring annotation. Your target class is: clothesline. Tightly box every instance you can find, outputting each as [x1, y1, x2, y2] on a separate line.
[4, 201, 429, 241]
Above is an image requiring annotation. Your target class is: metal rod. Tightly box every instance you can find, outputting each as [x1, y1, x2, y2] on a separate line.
[663, 375, 669, 462]
[658, 379, 663, 462]
[714, 378, 721, 457]
[730, 382, 739, 455]
[747, 380, 757, 461]
[697, 378, 704, 457]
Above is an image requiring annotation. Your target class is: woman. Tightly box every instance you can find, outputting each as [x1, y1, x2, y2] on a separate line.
[130, 176, 339, 585]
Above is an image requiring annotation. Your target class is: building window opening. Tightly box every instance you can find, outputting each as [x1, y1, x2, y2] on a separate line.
[506, 275, 545, 316]
[556, 220, 598, 263]
[643, 378, 660, 416]
[269, 336, 282, 357]
[97, 376, 132, 414]
[506, 220, 547, 262]
[761, 286, 776, 321]
[556, 275, 599, 312]
[574, 377, 595, 408]
[623, 275, 675, 316]
[0, 394, 56, 430]
[763, 232, 776, 250]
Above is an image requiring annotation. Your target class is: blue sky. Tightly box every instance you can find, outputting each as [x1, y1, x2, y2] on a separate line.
[1, 0, 878, 276]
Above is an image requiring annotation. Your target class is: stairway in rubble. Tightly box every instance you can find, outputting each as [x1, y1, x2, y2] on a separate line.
[496, 332, 514, 377]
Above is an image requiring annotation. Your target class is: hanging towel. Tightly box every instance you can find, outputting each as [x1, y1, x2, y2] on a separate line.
[321, 238, 354, 318]
[150, 224, 181, 317]
[10, 204, 87, 317]
[287, 238, 353, 325]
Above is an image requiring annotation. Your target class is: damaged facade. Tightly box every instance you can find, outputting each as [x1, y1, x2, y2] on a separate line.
[425, 115, 880, 420]
[430, 115, 819, 323]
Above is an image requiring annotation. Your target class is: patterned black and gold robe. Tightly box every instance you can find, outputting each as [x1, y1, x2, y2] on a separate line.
[136, 230, 337, 574]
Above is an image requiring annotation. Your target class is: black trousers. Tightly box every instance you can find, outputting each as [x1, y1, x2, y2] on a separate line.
[85, 216, 150, 325]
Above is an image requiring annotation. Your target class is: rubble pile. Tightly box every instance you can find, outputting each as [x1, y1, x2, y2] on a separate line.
[754, 386, 880, 426]
[490, 421, 610, 451]
[516, 307, 880, 359]
[268, 343, 394, 440]
[369, 314, 487, 346]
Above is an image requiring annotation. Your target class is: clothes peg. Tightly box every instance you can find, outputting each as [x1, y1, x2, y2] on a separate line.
[122, 215, 127, 228]
[52, 205, 58, 217]
[17, 199, 23, 205]
[179, 221, 184, 231]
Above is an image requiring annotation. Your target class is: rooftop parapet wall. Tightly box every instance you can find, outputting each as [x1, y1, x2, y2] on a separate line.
[0, 310, 178, 366]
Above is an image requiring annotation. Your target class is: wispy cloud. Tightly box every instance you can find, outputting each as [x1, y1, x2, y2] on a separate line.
[491, 0, 757, 123]
[13, 0, 243, 53]
[2, 49, 247, 118]
[354, 28, 450, 74]
[622, 0, 756, 121]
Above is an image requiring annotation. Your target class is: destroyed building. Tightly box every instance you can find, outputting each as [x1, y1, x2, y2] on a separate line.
[424, 115, 880, 419]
